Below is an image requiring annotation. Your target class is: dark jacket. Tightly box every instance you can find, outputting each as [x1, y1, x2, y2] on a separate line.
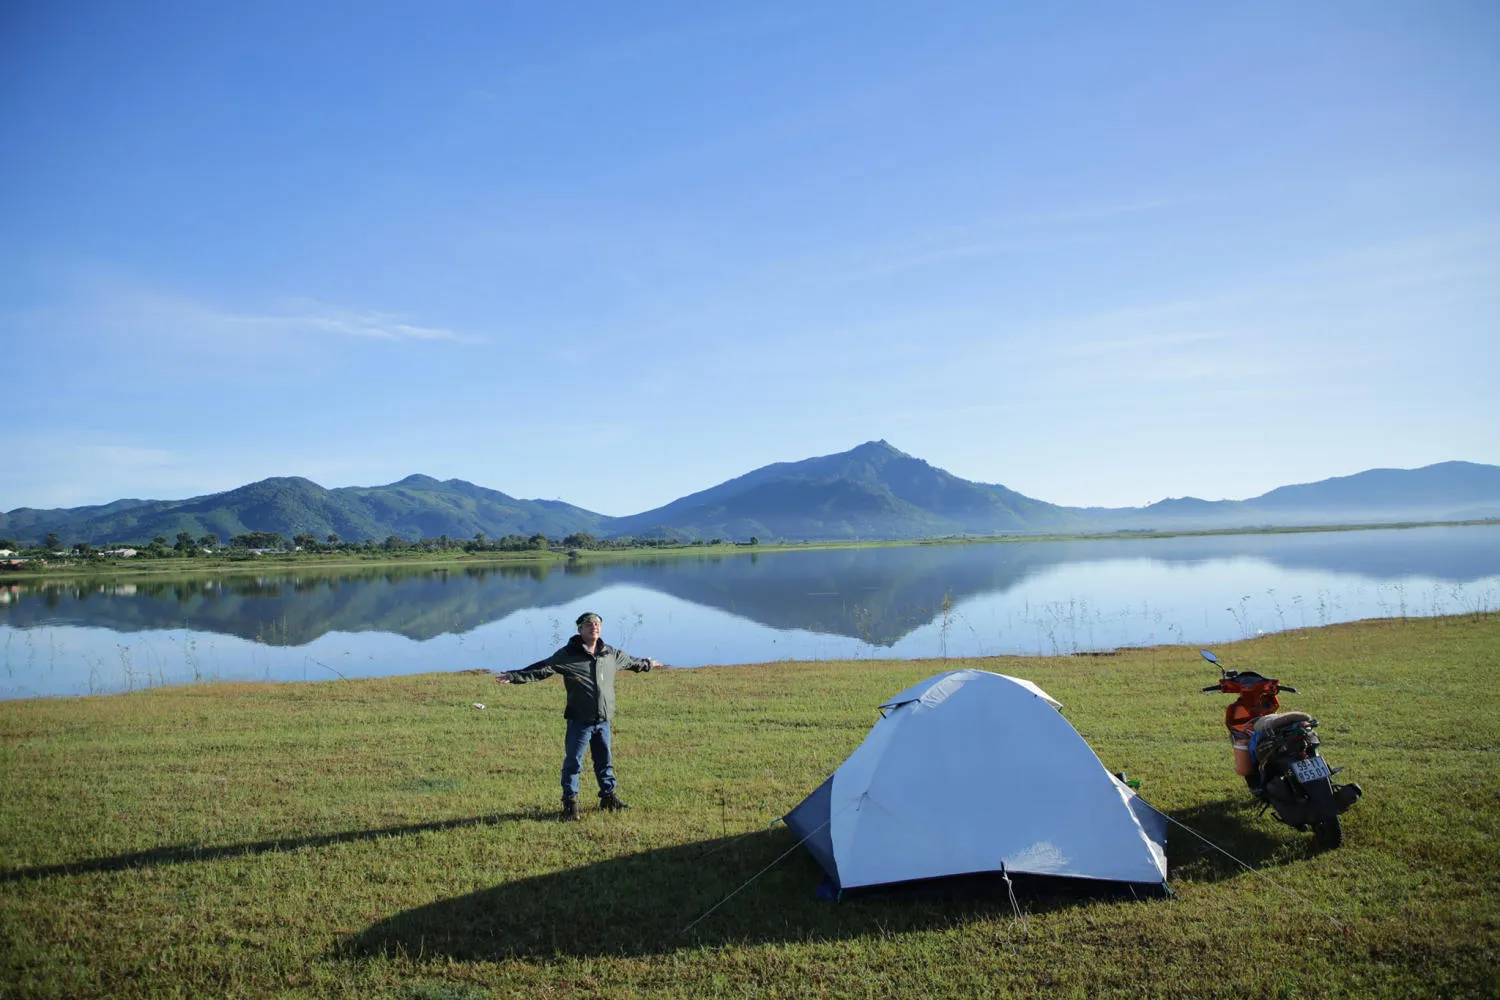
[507, 635, 652, 723]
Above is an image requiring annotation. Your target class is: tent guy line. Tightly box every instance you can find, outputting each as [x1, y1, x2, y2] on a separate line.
[680, 805, 853, 936]
[1145, 804, 1353, 935]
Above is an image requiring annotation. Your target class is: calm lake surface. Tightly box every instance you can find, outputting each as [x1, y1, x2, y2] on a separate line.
[3, 524, 1497, 699]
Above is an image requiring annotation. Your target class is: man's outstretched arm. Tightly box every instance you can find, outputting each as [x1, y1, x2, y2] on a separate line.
[494, 656, 560, 685]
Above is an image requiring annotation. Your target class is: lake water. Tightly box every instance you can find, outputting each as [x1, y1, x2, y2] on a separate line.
[3, 524, 1497, 699]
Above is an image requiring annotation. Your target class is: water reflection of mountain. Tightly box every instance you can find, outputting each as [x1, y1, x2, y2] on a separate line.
[587, 527, 1500, 644]
[0, 563, 610, 645]
[2, 526, 1495, 647]
[598, 546, 1048, 645]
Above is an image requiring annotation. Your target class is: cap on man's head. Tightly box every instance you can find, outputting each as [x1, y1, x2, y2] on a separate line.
[576, 612, 602, 626]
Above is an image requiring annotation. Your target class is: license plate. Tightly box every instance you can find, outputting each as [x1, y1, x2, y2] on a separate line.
[1290, 756, 1331, 783]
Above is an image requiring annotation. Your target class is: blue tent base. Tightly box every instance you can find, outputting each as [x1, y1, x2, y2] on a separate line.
[811, 869, 1171, 903]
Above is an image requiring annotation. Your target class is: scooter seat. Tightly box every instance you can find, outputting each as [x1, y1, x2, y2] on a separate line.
[1252, 711, 1313, 735]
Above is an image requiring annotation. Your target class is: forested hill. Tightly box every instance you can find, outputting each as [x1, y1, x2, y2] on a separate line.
[1090, 460, 1500, 531]
[2, 444, 1497, 547]
[0, 475, 607, 548]
[607, 440, 1090, 540]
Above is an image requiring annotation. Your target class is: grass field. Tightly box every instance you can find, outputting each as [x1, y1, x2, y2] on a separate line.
[2, 614, 1497, 998]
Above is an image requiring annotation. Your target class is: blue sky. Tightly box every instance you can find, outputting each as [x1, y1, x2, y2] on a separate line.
[3, 1, 1497, 516]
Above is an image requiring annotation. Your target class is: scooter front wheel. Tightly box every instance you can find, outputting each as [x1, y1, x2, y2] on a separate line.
[1312, 814, 1343, 849]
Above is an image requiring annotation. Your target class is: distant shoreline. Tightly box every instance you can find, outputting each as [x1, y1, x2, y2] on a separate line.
[2, 517, 1494, 583]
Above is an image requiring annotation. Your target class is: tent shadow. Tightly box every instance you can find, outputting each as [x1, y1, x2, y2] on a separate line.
[339, 828, 1166, 962]
[1164, 798, 1313, 882]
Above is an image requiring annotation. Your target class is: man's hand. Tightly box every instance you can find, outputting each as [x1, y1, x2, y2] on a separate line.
[493, 672, 513, 684]
[649, 659, 663, 669]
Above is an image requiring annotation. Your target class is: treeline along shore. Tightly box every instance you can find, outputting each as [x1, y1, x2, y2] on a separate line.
[2, 615, 1496, 998]
[4, 517, 1496, 583]
[0, 526, 748, 571]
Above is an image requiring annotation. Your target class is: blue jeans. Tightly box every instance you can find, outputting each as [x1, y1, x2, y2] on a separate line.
[561, 719, 616, 800]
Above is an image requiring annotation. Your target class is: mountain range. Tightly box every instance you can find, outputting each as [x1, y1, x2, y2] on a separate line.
[4, 440, 1498, 547]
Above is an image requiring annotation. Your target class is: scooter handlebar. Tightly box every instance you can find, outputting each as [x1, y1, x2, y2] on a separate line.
[1280, 684, 1298, 694]
[1201, 684, 1222, 693]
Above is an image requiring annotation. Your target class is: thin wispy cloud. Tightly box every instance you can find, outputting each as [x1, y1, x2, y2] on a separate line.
[814, 197, 1191, 287]
[27, 280, 487, 358]
[832, 238, 1034, 284]
[1026, 196, 1200, 227]
[234, 301, 474, 343]
[1060, 329, 1233, 358]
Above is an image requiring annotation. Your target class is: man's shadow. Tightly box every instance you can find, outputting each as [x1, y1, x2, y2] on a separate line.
[339, 804, 1298, 962]
[0, 810, 546, 884]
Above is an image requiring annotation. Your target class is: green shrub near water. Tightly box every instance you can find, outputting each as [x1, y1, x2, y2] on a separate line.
[2, 615, 1497, 998]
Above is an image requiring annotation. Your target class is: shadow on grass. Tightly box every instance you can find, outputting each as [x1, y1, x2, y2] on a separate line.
[340, 828, 1175, 961]
[1164, 797, 1320, 881]
[0, 809, 547, 884]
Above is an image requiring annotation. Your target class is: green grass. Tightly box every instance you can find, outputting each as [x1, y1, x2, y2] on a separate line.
[2, 615, 1498, 998]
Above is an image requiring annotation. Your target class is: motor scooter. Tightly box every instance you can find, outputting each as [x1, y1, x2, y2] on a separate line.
[1200, 649, 1362, 848]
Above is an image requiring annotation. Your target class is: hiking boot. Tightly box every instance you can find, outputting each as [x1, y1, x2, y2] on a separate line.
[599, 792, 630, 811]
[560, 797, 579, 822]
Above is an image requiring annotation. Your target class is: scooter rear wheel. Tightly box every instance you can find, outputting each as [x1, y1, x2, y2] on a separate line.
[1312, 814, 1343, 849]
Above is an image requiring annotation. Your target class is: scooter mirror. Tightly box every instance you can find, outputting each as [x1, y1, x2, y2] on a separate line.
[1200, 650, 1219, 665]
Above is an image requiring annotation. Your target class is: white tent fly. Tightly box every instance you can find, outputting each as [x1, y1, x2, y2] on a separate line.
[783, 669, 1168, 896]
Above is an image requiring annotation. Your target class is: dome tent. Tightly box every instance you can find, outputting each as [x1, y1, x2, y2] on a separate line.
[783, 669, 1169, 896]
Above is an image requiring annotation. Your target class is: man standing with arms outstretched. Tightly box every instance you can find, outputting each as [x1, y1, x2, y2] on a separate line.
[495, 612, 661, 821]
